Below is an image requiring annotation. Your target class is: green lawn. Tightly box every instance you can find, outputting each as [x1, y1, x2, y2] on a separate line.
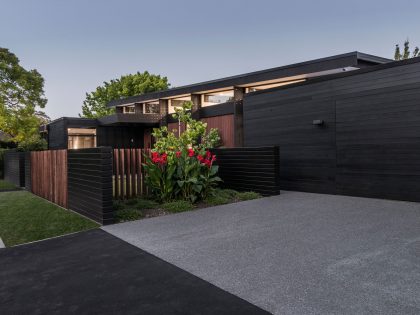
[0, 179, 17, 190]
[0, 191, 99, 247]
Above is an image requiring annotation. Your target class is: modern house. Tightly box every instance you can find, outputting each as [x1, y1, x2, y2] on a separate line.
[42, 52, 390, 150]
[42, 51, 420, 202]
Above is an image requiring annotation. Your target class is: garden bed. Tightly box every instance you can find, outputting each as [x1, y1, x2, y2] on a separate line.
[113, 189, 262, 223]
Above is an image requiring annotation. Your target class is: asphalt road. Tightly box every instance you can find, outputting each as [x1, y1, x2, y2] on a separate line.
[0, 229, 269, 315]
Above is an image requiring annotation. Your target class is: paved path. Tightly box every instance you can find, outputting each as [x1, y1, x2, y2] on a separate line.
[0, 229, 268, 315]
[104, 191, 420, 315]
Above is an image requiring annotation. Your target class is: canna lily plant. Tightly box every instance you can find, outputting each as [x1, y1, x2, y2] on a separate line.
[143, 101, 222, 202]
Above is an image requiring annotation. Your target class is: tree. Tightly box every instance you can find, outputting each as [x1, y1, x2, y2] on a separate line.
[0, 48, 49, 145]
[394, 39, 420, 60]
[80, 71, 170, 118]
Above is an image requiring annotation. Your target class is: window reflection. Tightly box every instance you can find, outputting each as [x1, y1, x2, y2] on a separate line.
[67, 128, 97, 149]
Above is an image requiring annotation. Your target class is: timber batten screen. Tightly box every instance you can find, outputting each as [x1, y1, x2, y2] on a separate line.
[113, 148, 150, 199]
[30, 150, 68, 208]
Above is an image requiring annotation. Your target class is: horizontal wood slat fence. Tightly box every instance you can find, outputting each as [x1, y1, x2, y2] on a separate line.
[212, 146, 280, 196]
[68, 147, 113, 224]
[31, 149, 68, 208]
[113, 148, 150, 199]
[3, 151, 25, 187]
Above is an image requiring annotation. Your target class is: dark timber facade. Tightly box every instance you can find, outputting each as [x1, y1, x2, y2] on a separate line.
[43, 52, 420, 202]
[43, 52, 390, 150]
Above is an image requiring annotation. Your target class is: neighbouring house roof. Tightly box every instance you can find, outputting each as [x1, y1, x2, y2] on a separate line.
[107, 51, 392, 107]
[0, 130, 12, 142]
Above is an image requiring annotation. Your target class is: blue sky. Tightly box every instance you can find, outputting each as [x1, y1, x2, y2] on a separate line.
[1, 0, 420, 119]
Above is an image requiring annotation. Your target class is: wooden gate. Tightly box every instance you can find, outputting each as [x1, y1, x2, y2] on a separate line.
[113, 148, 150, 199]
[31, 150, 68, 208]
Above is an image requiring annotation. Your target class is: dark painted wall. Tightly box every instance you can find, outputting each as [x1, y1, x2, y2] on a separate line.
[97, 126, 144, 148]
[47, 119, 67, 149]
[24, 152, 31, 191]
[213, 147, 280, 196]
[4, 151, 25, 187]
[68, 147, 114, 224]
[46, 120, 145, 149]
[243, 59, 420, 202]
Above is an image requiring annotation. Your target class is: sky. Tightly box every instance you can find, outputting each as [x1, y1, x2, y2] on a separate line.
[1, 0, 420, 119]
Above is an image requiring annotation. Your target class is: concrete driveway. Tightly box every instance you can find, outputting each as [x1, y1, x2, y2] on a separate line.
[104, 191, 420, 315]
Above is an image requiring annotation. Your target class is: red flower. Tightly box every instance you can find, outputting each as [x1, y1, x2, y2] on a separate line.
[188, 148, 195, 157]
[206, 150, 211, 158]
[197, 155, 204, 161]
[151, 152, 167, 165]
[211, 155, 216, 162]
[176, 151, 182, 158]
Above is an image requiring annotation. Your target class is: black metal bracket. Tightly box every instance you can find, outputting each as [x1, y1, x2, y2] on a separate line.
[312, 119, 324, 126]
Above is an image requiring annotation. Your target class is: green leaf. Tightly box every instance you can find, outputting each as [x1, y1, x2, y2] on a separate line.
[210, 165, 219, 176]
[177, 180, 185, 187]
[193, 185, 203, 193]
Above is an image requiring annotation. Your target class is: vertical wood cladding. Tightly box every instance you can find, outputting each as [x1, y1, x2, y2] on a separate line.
[143, 129, 153, 149]
[243, 59, 420, 201]
[167, 122, 186, 135]
[212, 147, 280, 196]
[68, 147, 114, 224]
[201, 115, 235, 148]
[4, 151, 25, 187]
[31, 150, 68, 208]
[113, 148, 150, 199]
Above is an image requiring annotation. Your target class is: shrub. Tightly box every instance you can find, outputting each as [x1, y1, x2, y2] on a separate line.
[112, 200, 125, 211]
[135, 198, 159, 210]
[236, 191, 262, 201]
[17, 136, 47, 152]
[115, 209, 143, 222]
[162, 200, 194, 213]
[204, 189, 262, 205]
[124, 198, 138, 206]
[204, 194, 231, 206]
[143, 101, 221, 203]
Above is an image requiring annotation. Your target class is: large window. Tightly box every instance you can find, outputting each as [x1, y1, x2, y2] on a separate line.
[168, 96, 191, 114]
[144, 101, 160, 114]
[245, 79, 305, 93]
[123, 106, 135, 114]
[67, 128, 97, 149]
[202, 90, 234, 107]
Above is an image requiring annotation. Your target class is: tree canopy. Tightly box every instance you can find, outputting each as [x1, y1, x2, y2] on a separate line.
[80, 71, 170, 118]
[0, 47, 49, 147]
[394, 40, 420, 60]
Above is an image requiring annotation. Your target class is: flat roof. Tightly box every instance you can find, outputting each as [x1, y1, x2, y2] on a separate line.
[244, 55, 420, 98]
[107, 52, 391, 107]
